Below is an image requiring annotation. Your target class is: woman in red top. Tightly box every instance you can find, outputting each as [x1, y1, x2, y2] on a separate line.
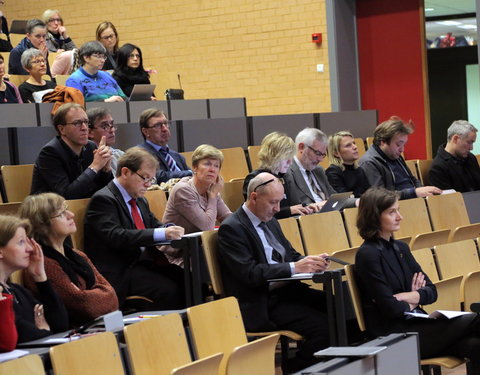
[0, 285, 17, 352]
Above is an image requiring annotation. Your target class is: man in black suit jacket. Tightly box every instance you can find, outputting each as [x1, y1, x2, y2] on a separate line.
[31, 103, 113, 199]
[218, 172, 331, 367]
[84, 146, 185, 310]
[137, 108, 192, 183]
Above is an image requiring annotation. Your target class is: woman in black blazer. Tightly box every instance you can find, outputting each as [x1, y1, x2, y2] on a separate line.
[355, 187, 480, 374]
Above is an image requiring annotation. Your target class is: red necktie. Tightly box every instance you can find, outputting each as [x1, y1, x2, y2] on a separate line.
[129, 198, 145, 229]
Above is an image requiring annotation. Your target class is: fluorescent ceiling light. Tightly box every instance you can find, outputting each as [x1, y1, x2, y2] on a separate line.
[457, 24, 477, 30]
[425, 8, 435, 11]
[436, 21, 462, 26]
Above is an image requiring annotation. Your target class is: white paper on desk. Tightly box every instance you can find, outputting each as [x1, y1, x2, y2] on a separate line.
[405, 310, 473, 319]
[315, 346, 387, 357]
[0, 349, 29, 363]
[44, 336, 80, 344]
[268, 272, 320, 282]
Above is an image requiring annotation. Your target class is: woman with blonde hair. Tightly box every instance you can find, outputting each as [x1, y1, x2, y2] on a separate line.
[326, 130, 369, 197]
[42, 9, 76, 52]
[95, 21, 119, 71]
[20, 193, 118, 326]
[243, 132, 312, 218]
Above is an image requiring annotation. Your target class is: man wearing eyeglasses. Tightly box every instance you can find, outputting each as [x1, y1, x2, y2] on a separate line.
[8, 19, 52, 76]
[87, 107, 124, 174]
[31, 103, 113, 199]
[84, 146, 185, 310]
[138, 108, 192, 183]
[284, 128, 351, 212]
[218, 172, 331, 370]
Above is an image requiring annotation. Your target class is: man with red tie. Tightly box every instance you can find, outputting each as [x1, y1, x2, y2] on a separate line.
[84, 146, 185, 310]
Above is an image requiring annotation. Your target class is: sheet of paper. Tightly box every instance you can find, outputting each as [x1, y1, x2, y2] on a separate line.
[0, 349, 30, 363]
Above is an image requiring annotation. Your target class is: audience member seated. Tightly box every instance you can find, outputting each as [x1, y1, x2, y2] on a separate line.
[20, 193, 119, 327]
[0, 52, 22, 103]
[0, 1, 12, 52]
[284, 127, 356, 211]
[326, 131, 370, 198]
[429, 120, 480, 192]
[218, 173, 331, 370]
[42, 9, 76, 52]
[31, 103, 113, 199]
[0, 215, 68, 343]
[18, 48, 56, 103]
[138, 108, 192, 183]
[355, 187, 480, 374]
[8, 19, 52, 76]
[359, 116, 441, 199]
[243, 132, 312, 218]
[95, 21, 119, 71]
[112, 43, 153, 98]
[0, 285, 17, 352]
[87, 107, 125, 174]
[65, 41, 126, 102]
[84, 147, 186, 311]
[51, 48, 79, 77]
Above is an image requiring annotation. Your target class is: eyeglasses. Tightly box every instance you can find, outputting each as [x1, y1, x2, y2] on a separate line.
[253, 178, 274, 192]
[101, 34, 116, 41]
[95, 121, 117, 131]
[133, 170, 157, 185]
[51, 203, 69, 219]
[146, 121, 170, 129]
[128, 53, 141, 59]
[65, 120, 90, 127]
[48, 18, 62, 23]
[307, 145, 327, 158]
[31, 59, 46, 65]
[91, 53, 107, 60]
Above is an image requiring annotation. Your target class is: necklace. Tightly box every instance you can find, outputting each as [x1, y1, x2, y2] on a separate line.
[0, 281, 19, 303]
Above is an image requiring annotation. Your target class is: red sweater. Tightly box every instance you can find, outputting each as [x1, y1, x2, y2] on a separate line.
[0, 294, 18, 352]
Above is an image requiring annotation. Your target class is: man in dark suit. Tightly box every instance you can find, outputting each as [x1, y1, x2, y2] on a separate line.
[31, 103, 113, 199]
[284, 128, 356, 211]
[137, 108, 192, 183]
[218, 172, 331, 368]
[84, 146, 185, 310]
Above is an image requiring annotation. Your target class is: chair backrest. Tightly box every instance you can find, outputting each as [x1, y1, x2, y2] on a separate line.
[187, 297, 247, 374]
[171, 353, 224, 375]
[342, 207, 363, 247]
[426, 193, 470, 231]
[47, 52, 58, 68]
[180, 151, 194, 168]
[405, 159, 419, 180]
[434, 239, 480, 280]
[299, 211, 350, 254]
[247, 145, 261, 170]
[0, 354, 45, 375]
[395, 198, 432, 239]
[8, 33, 23, 48]
[225, 334, 279, 375]
[219, 147, 250, 182]
[9, 269, 24, 285]
[344, 264, 366, 332]
[67, 198, 90, 252]
[423, 276, 463, 313]
[462, 271, 480, 312]
[124, 313, 192, 375]
[331, 247, 359, 266]
[411, 248, 440, 282]
[416, 159, 432, 186]
[1, 164, 34, 203]
[50, 332, 124, 375]
[365, 137, 374, 149]
[220, 179, 245, 212]
[5, 74, 29, 87]
[55, 74, 70, 86]
[278, 217, 305, 256]
[0, 202, 21, 216]
[353, 138, 366, 158]
[449, 223, 480, 243]
[201, 230, 224, 295]
[409, 229, 450, 251]
[144, 189, 168, 220]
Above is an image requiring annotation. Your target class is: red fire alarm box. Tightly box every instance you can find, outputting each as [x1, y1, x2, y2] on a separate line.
[312, 33, 322, 44]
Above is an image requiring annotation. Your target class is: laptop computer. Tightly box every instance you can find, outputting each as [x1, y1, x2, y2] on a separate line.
[128, 84, 156, 101]
[319, 191, 353, 213]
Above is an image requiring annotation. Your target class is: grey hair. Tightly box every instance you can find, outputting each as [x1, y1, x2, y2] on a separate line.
[42, 9, 62, 24]
[21, 48, 43, 70]
[447, 120, 478, 141]
[87, 107, 112, 128]
[295, 127, 327, 148]
[78, 41, 106, 65]
[26, 19, 46, 34]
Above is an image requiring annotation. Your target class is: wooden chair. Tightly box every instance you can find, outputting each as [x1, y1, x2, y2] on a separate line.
[405, 159, 419, 180]
[8, 33, 23, 48]
[247, 145, 261, 171]
[278, 217, 305, 256]
[5, 74, 29, 87]
[0, 202, 21, 216]
[124, 313, 198, 375]
[365, 137, 374, 149]
[409, 229, 451, 251]
[219, 147, 250, 182]
[424, 276, 463, 313]
[416, 159, 433, 186]
[331, 246, 359, 266]
[345, 264, 464, 375]
[144, 189, 168, 220]
[200, 231, 303, 372]
[180, 151, 194, 168]
[50, 332, 124, 375]
[55, 74, 70, 86]
[67, 198, 90, 252]
[411, 248, 440, 282]
[461, 271, 480, 312]
[395, 198, 432, 239]
[434, 240, 480, 280]
[1, 164, 34, 203]
[220, 179, 245, 212]
[0, 354, 45, 375]
[353, 138, 366, 158]
[47, 51, 58, 68]
[299, 211, 350, 254]
[448, 223, 480, 243]
[342, 207, 363, 247]
[171, 353, 223, 375]
[9, 269, 24, 285]
[426, 193, 470, 231]
[187, 297, 278, 375]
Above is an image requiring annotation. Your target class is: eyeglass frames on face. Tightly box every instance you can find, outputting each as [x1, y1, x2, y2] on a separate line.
[91, 53, 107, 60]
[94, 121, 117, 131]
[307, 145, 327, 158]
[64, 120, 90, 127]
[133, 170, 157, 185]
[51, 203, 69, 219]
[146, 121, 170, 129]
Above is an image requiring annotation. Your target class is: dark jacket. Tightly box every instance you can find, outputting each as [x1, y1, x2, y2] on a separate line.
[8, 37, 52, 76]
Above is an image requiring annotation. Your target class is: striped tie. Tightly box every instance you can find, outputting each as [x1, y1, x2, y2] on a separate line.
[160, 148, 179, 172]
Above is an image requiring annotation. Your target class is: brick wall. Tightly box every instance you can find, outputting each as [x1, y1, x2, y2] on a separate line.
[3, 0, 330, 115]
